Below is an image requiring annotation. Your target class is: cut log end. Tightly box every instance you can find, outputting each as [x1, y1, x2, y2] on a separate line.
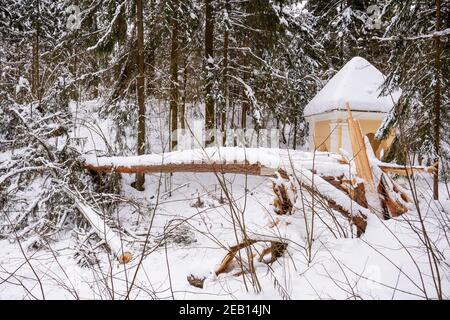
[118, 251, 133, 264]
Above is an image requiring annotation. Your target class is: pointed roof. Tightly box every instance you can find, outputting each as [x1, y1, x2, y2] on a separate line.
[304, 57, 401, 117]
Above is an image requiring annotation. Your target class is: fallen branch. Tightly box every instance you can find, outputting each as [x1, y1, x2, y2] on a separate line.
[215, 239, 287, 276]
[64, 187, 133, 264]
[339, 147, 436, 176]
[378, 163, 436, 176]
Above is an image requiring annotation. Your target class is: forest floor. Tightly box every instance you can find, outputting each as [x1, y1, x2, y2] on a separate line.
[0, 100, 449, 299]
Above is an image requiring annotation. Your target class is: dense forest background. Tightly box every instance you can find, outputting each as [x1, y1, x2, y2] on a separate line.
[1, 0, 448, 154]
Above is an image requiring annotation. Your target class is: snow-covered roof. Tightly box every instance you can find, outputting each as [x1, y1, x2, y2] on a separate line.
[304, 57, 401, 117]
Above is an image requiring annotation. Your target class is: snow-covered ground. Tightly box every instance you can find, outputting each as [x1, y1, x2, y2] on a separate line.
[0, 100, 449, 300]
[1, 171, 449, 299]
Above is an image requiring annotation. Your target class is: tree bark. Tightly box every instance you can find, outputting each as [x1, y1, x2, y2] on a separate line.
[86, 162, 271, 177]
[181, 58, 188, 130]
[32, 32, 40, 100]
[32, 0, 40, 101]
[433, 0, 441, 200]
[170, 0, 179, 151]
[204, 0, 215, 146]
[241, 88, 248, 130]
[134, 0, 146, 191]
[145, 0, 156, 97]
[221, 0, 230, 145]
[293, 116, 298, 150]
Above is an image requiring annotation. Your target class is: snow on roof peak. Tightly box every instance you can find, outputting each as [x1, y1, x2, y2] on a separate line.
[304, 56, 402, 117]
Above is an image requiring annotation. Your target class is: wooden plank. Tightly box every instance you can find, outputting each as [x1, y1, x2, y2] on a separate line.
[356, 120, 374, 185]
[346, 103, 374, 187]
[346, 105, 365, 177]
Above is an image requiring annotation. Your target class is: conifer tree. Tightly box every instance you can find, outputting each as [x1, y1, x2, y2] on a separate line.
[375, 0, 449, 199]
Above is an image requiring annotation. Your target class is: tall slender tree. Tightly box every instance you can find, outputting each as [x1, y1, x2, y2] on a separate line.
[133, 0, 146, 191]
[221, 0, 230, 144]
[204, 0, 215, 145]
[31, 0, 41, 101]
[433, 0, 442, 200]
[170, 0, 180, 151]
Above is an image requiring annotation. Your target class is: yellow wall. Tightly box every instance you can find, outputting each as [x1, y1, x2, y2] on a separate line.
[313, 120, 331, 151]
[377, 130, 395, 158]
[358, 119, 394, 158]
[337, 124, 342, 150]
[358, 120, 382, 136]
[360, 119, 382, 156]
[312, 118, 395, 158]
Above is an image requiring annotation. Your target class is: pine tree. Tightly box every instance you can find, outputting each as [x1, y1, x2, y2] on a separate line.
[0, 0, 67, 102]
[375, 0, 449, 200]
[306, 0, 390, 71]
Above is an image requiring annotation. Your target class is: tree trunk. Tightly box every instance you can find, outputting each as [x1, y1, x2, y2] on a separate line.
[170, 0, 179, 151]
[181, 58, 188, 130]
[32, 0, 40, 101]
[222, 0, 230, 145]
[240, 56, 248, 131]
[145, 0, 156, 97]
[433, 0, 441, 200]
[32, 32, 39, 100]
[293, 116, 298, 150]
[240, 1, 251, 132]
[146, 47, 155, 95]
[134, 0, 146, 191]
[204, 0, 215, 146]
[339, 2, 344, 66]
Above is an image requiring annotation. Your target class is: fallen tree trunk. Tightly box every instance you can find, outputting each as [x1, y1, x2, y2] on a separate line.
[301, 181, 368, 236]
[322, 175, 369, 208]
[85, 162, 277, 177]
[64, 187, 133, 264]
[291, 168, 369, 236]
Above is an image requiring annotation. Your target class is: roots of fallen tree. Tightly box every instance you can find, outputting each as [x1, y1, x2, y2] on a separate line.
[214, 239, 287, 276]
